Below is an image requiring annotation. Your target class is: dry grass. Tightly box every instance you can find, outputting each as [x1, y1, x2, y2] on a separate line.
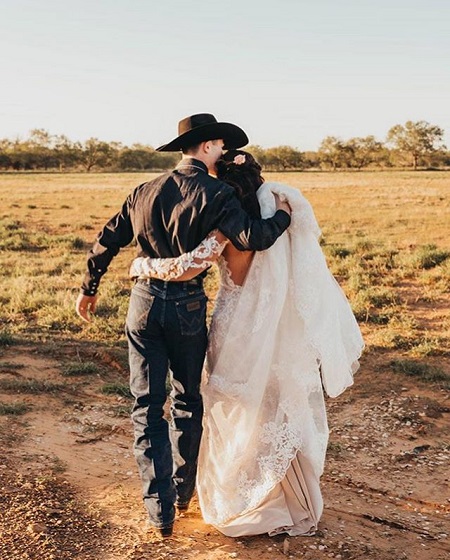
[0, 377, 63, 394]
[0, 170, 449, 384]
[0, 402, 31, 415]
[61, 361, 100, 376]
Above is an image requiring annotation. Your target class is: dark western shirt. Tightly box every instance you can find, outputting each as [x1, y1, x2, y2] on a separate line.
[81, 158, 291, 295]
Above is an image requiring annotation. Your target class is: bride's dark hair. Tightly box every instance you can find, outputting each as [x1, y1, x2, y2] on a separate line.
[216, 150, 264, 219]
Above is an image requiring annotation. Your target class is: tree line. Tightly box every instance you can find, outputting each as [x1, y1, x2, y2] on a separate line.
[0, 121, 447, 172]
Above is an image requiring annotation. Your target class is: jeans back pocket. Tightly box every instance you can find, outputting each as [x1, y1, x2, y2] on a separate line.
[175, 295, 207, 336]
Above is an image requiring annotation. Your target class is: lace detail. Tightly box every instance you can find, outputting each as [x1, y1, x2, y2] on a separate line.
[233, 419, 303, 518]
[216, 255, 238, 292]
[205, 256, 242, 384]
[130, 230, 227, 281]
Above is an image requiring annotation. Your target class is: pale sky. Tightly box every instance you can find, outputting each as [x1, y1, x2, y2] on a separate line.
[1, 0, 449, 150]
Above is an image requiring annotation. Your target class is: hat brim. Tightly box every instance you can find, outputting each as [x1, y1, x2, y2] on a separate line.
[156, 122, 249, 152]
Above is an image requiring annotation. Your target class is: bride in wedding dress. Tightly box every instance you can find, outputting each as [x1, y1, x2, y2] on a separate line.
[130, 150, 364, 537]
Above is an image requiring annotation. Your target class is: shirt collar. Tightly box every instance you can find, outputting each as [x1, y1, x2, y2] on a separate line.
[175, 158, 209, 174]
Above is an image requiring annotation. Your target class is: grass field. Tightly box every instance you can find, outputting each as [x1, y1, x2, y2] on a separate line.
[0, 170, 449, 354]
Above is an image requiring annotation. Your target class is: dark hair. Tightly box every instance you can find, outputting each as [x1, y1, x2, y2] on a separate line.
[216, 150, 264, 219]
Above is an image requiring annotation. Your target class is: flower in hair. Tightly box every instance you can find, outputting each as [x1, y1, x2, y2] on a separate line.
[233, 154, 246, 165]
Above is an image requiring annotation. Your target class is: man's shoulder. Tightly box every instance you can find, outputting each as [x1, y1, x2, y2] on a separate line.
[129, 170, 236, 205]
[200, 175, 235, 198]
[171, 170, 236, 200]
[130, 171, 172, 196]
[141, 170, 173, 188]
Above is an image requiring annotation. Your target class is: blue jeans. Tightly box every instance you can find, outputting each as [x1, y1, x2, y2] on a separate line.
[125, 278, 208, 528]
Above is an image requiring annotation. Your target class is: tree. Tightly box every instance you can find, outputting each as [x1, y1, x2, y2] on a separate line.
[151, 150, 180, 170]
[53, 135, 80, 170]
[264, 146, 304, 171]
[318, 136, 349, 170]
[246, 145, 268, 167]
[0, 139, 13, 169]
[386, 121, 445, 170]
[79, 138, 115, 171]
[345, 136, 384, 169]
[302, 151, 321, 169]
[118, 145, 157, 170]
[6, 137, 39, 170]
[428, 149, 450, 168]
[28, 129, 57, 170]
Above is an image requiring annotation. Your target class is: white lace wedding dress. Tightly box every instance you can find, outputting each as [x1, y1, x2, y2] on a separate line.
[131, 182, 364, 537]
[199, 254, 328, 537]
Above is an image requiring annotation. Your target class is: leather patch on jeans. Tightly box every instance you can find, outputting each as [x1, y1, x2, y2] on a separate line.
[186, 301, 201, 312]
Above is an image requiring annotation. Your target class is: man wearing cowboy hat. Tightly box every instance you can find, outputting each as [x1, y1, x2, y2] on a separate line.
[76, 113, 291, 536]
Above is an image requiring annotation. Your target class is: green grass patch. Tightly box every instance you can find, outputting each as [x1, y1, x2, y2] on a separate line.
[0, 361, 24, 371]
[421, 261, 450, 293]
[0, 218, 88, 252]
[367, 288, 399, 308]
[391, 359, 449, 387]
[353, 239, 375, 253]
[0, 402, 31, 415]
[0, 378, 63, 394]
[100, 382, 132, 398]
[408, 245, 450, 270]
[408, 336, 446, 358]
[350, 287, 400, 323]
[62, 361, 99, 376]
[0, 330, 16, 346]
[324, 244, 352, 259]
[327, 441, 345, 455]
[373, 326, 418, 350]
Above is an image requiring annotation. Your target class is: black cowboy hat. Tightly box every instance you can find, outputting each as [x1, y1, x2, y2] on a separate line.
[156, 113, 249, 152]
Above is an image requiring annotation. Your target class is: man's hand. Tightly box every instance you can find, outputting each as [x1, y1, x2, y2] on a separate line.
[76, 293, 98, 323]
[274, 193, 292, 215]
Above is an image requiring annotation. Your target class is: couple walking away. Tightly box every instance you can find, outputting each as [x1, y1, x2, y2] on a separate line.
[76, 113, 364, 538]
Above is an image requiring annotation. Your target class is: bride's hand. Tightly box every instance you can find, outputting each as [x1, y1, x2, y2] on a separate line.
[274, 193, 291, 215]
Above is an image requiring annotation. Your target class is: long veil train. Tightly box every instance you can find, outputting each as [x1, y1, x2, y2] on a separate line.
[196, 182, 364, 536]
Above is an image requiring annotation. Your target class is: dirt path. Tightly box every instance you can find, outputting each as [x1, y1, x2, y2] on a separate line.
[0, 344, 449, 560]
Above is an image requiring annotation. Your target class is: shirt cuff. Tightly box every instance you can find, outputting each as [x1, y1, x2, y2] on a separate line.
[81, 288, 98, 296]
[81, 273, 100, 296]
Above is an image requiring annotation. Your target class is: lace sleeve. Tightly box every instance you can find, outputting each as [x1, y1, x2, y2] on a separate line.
[130, 230, 228, 281]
